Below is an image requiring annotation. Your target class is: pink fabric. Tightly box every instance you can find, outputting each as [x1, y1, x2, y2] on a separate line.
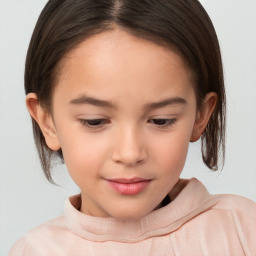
[9, 178, 256, 255]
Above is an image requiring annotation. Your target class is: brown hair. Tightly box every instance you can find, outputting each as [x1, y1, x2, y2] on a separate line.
[25, 0, 226, 183]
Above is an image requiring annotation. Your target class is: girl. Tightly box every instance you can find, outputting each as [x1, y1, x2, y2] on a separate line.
[9, 0, 256, 255]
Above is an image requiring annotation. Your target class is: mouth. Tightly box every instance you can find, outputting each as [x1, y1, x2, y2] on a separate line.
[106, 178, 152, 195]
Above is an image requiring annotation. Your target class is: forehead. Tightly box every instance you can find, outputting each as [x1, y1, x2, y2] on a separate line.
[54, 29, 195, 105]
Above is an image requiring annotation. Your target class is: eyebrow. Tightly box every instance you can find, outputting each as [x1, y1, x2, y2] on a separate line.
[144, 97, 187, 111]
[70, 95, 115, 108]
[70, 95, 187, 110]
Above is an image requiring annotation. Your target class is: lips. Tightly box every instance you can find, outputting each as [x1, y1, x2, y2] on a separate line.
[107, 178, 151, 195]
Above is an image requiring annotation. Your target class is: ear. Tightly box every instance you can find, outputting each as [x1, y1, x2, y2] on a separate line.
[190, 92, 217, 142]
[26, 93, 61, 151]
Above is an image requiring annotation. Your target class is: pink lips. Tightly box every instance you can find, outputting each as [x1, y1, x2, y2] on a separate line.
[107, 178, 151, 195]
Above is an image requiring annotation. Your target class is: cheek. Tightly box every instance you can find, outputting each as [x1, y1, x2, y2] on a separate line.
[155, 137, 189, 171]
[151, 126, 193, 174]
[57, 129, 109, 179]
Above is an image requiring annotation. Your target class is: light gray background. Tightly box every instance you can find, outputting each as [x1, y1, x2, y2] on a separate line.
[1, 0, 256, 255]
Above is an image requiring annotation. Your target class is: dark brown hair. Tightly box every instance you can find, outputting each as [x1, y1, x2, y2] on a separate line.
[25, 0, 226, 183]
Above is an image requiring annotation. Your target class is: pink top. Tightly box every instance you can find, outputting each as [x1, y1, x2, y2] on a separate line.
[9, 178, 256, 255]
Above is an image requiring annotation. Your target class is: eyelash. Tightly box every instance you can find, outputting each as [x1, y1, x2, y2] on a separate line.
[79, 119, 110, 129]
[79, 118, 177, 129]
[148, 118, 177, 128]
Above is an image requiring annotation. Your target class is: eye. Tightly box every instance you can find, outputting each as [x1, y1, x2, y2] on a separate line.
[148, 118, 177, 127]
[79, 119, 110, 128]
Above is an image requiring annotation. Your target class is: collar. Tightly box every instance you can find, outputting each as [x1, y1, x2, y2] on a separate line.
[63, 178, 212, 242]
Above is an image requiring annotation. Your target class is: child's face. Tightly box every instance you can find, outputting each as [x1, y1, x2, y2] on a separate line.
[40, 29, 208, 220]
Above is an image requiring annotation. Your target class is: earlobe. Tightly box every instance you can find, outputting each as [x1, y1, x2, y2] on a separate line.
[190, 92, 217, 142]
[26, 93, 61, 151]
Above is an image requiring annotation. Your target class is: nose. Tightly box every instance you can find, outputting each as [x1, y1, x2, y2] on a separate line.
[111, 126, 147, 166]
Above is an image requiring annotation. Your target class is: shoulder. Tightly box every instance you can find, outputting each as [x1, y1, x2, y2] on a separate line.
[184, 178, 256, 253]
[205, 193, 256, 253]
[183, 178, 256, 253]
[210, 193, 256, 216]
[8, 216, 66, 256]
[207, 193, 256, 234]
[8, 236, 34, 256]
[209, 193, 256, 233]
[186, 178, 256, 217]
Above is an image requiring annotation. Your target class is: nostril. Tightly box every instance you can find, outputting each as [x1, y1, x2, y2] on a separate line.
[111, 129, 148, 166]
[111, 144, 147, 166]
[112, 151, 146, 166]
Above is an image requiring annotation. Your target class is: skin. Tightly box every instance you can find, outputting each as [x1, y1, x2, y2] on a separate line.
[27, 29, 217, 220]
